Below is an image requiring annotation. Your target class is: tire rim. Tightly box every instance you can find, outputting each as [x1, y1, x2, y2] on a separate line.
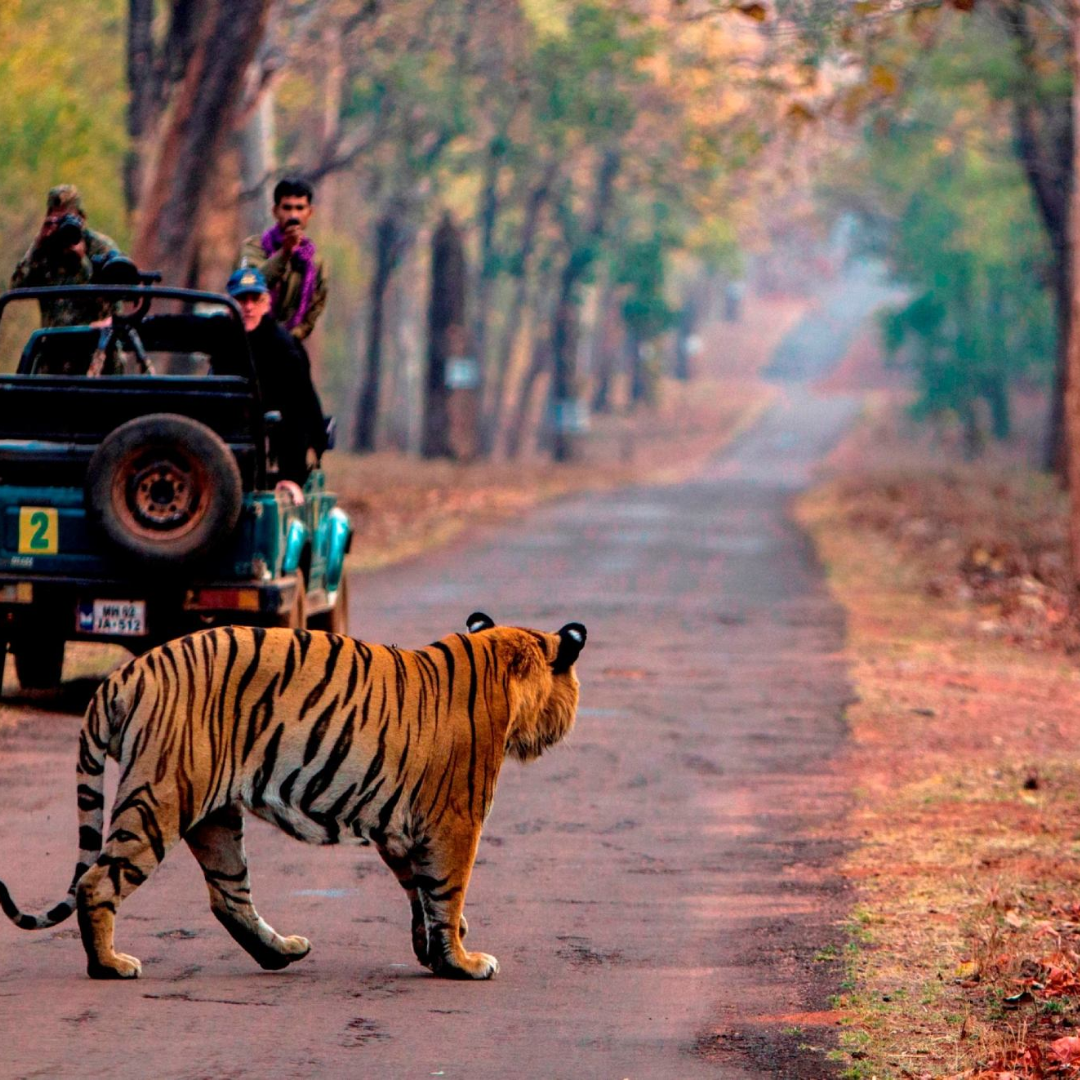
[111, 447, 210, 542]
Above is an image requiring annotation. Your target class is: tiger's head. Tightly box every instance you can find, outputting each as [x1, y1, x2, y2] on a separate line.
[466, 612, 587, 763]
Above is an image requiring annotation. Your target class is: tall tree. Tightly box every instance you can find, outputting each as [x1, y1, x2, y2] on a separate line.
[1066, 0, 1080, 595]
[423, 213, 473, 459]
[128, 0, 273, 286]
[549, 147, 621, 461]
[354, 198, 412, 452]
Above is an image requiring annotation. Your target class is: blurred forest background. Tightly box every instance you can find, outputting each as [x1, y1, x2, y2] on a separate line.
[0, 0, 1065, 472]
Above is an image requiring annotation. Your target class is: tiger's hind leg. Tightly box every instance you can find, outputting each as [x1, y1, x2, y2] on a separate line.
[76, 785, 181, 980]
[185, 804, 311, 971]
[377, 844, 468, 970]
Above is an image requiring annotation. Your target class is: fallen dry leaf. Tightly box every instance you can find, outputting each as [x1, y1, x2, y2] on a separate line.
[1049, 1035, 1080, 1064]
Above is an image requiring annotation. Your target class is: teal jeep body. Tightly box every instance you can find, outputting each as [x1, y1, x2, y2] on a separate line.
[0, 283, 352, 692]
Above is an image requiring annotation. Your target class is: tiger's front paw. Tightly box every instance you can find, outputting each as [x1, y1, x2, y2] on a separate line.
[87, 952, 142, 980]
[433, 950, 499, 980]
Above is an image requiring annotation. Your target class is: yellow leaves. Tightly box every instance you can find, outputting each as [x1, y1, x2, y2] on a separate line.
[837, 82, 871, 125]
[734, 3, 769, 21]
[955, 958, 980, 980]
[786, 101, 817, 127]
[520, 0, 571, 39]
[869, 64, 898, 95]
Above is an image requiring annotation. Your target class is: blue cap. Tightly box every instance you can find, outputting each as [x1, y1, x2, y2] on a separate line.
[226, 267, 268, 297]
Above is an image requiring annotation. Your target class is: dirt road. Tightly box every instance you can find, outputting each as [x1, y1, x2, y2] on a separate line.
[0, 375, 861, 1079]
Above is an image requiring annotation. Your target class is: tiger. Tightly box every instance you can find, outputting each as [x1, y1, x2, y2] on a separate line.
[0, 611, 586, 981]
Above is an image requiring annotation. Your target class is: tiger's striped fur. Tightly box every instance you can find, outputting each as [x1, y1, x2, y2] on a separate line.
[0, 612, 586, 980]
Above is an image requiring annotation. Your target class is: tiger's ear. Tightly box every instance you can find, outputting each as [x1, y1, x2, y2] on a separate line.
[466, 611, 496, 633]
[552, 622, 587, 673]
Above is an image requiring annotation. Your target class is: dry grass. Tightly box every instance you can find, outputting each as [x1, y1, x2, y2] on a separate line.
[798, 397, 1080, 1078]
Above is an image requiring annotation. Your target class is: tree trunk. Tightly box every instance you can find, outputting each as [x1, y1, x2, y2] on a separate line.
[1000, 3, 1072, 474]
[237, 92, 276, 238]
[480, 162, 557, 456]
[423, 213, 470, 459]
[590, 278, 621, 415]
[984, 375, 1011, 442]
[550, 297, 581, 462]
[674, 279, 707, 381]
[627, 331, 646, 405]
[132, 0, 272, 286]
[471, 138, 503, 427]
[125, 0, 156, 216]
[962, 399, 985, 461]
[549, 148, 621, 463]
[237, 34, 278, 241]
[354, 208, 408, 452]
[1048, 269, 1071, 474]
[1066, 2, 1080, 595]
[505, 336, 551, 460]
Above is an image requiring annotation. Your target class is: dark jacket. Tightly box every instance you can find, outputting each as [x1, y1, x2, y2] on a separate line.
[245, 314, 327, 483]
[140, 312, 327, 485]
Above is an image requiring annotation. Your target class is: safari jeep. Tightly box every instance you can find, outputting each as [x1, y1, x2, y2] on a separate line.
[0, 282, 352, 692]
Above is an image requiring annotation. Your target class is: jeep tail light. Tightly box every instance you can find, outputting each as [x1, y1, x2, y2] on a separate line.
[184, 587, 261, 612]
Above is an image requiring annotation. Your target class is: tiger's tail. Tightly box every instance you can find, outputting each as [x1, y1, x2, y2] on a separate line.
[0, 674, 115, 930]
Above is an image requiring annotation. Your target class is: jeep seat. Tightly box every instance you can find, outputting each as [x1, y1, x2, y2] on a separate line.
[18, 326, 101, 375]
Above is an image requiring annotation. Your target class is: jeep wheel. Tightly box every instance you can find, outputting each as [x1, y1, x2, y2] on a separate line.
[309, 575, 349, 635]
[13, 636, 65, 691]
[87, 413, 242, 565]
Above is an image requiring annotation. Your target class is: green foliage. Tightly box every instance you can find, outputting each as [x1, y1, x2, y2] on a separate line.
[862, 19, 1055, 440]
[0, 0, 128, 273]
[614, 206, 679, 342]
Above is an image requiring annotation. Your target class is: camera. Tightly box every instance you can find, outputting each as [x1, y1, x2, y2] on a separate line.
[45, 213, 85, 252]
[90, 253, 142, 286]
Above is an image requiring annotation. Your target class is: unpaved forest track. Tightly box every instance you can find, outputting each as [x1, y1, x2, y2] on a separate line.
[0, 320, 867, 1079]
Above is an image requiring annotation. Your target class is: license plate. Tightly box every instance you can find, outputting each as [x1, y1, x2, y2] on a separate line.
[77, 599, 147, 636]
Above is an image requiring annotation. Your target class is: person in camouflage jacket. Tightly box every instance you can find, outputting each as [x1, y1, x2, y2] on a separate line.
[237, 177, 327, 342]
[10, 185, 122, 328]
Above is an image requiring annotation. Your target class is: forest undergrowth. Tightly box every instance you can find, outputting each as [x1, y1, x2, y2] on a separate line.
[799, 376, 1080, 1078]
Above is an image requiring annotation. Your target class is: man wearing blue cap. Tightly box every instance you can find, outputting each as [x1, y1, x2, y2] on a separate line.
[225, 267, 328, 484]
[134, 268, 327, 483]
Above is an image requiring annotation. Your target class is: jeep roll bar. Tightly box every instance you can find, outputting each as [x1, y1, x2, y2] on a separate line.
[0, 285, 257, 383]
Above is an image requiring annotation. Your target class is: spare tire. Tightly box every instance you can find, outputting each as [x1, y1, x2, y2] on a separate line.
[86, 413, 242, 565]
